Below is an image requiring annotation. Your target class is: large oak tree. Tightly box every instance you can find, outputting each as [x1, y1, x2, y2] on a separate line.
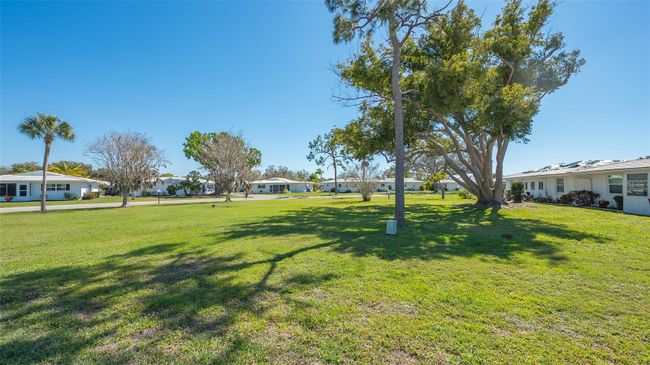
[335, 0, 584, 206]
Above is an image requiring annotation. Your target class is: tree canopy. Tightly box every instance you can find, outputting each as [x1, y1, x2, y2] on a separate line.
[334, 0, 584, 205]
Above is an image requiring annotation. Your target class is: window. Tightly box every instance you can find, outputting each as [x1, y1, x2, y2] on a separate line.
[19, 184, 27, 197]
[608, 175, 623, 194]
[0, 183, 15, 196]
[556, 178, 564, 193]
[539, 181, 544, 190]
[525, 182, 528, 190]
[627, 173, 648, 196]
[258, 184, 266, 189]
[43, 183, 70, 191]
[531, 182, 536, 190]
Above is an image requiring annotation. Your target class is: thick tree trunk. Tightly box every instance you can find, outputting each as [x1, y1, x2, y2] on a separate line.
[121, 191, 128, 207]
[40, 141, 51, 213]
[390, 23, 406, 229]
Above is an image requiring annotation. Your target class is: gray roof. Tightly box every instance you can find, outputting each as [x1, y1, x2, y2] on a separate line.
[250, 177, 312, 184]
[504, 157, 650, 179]
[0, 171, 106, 184]
[321, 177, 423, 184]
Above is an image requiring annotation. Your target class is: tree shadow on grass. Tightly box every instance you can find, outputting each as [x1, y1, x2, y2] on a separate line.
[212, 202, 605, 264]
[0, 241, 338, 364]
[0, 200, 606, 363]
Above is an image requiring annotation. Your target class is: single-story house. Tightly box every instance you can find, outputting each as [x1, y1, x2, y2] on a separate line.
[504, 158, 650, 216]
[136, 176, 217, 196]
[250, 177, 313, 193]
[439, 178, 461, 192]
[320, 177, 423, 193]
[0, 171, 104, 202]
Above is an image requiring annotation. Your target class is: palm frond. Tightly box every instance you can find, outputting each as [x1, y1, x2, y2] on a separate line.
[55, 121, 75, 141]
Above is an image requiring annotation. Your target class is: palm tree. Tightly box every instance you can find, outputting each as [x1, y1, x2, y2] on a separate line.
[18, 113, 75, 212]
[48, 161, 90, 177]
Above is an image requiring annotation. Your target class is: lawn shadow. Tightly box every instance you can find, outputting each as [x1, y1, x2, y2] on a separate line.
[212, 201, 605, 263]
[0, 199, 606, 363]
[0, 240, 337, 363]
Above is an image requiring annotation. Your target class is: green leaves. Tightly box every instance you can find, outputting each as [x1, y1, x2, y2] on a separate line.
[18, 113, 75, 143]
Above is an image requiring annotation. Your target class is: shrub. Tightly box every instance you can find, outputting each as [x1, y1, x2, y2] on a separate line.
[597, 200, 610, 208]
[345, 189, 352, 193]
[510, 182, 524, 203]
[282, 188, 290, 194]
[457, 189, 474, 199]
[559, 190, 600, 206]
[534, 196, 553, 203]
[330, 188, 336, 193]
[82, 191, 100, 200]
[64, 192, 79, 200]
[167, 184, 178, 196]
[4, 195, 14, 202]
[613, 195, 623, 210]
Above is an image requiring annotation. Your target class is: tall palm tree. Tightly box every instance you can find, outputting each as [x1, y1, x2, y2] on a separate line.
[18, 113, 75, 212]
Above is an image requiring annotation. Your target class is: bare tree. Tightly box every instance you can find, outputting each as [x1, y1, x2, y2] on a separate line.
[86, 131, 167, 207]
[241, 169, 261, 198]
[195, 132, 257, 202]
[350, 160, 380, 201]
[307, 129, 348, 194]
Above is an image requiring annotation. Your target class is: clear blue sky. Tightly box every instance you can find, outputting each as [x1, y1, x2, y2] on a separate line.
[1, 1, 649, 176]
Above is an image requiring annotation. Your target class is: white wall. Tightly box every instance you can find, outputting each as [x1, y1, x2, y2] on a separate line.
[623, 170, 650, 216]
[505, 170, 649, 216]
[27, 181, 84, 201]
[253, 183, 311, 193]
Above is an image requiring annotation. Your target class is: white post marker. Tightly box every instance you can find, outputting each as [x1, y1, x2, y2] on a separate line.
[386, 219, 397, 235]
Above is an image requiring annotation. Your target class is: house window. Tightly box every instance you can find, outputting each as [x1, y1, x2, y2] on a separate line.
[556, 178, 564, 193]
[531, 182, 536, 190]
[608, 175, 623, 194]
[338, 184, 342, 188]
[627, 173, 648, 196]
[0, 183, 17, 196]
[525, 182, 528, 190]
[19, 184, 27, 197]
[43, 183, 70, 191]
[258, 184, 266, 189]
[539, 181, 544, 190]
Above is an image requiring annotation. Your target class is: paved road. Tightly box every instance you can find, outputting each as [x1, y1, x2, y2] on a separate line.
[0, 194, 351, 214]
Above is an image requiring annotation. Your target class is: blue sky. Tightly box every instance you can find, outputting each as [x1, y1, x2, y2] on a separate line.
[1, 1, 648, 176]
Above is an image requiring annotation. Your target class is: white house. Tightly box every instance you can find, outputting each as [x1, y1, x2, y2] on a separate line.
[504, 158, 650, 216]
[320, 177, 423, 193]
[136, 176, 216, 196]
[250, 177, 313, 193]
[439, 178, 461, 192]
[0, 171, 104, 202]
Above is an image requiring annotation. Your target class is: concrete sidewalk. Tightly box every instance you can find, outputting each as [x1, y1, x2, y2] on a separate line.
[0, 194, 345, 214]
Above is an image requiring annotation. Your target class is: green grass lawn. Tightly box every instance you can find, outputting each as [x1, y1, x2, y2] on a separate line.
[1, 196, 648, 364]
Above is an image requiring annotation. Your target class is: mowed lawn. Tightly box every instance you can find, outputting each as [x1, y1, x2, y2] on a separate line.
[1, 196, 648, 364]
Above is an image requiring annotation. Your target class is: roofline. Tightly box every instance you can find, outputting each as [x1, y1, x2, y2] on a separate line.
[504, 166, 650, 179]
